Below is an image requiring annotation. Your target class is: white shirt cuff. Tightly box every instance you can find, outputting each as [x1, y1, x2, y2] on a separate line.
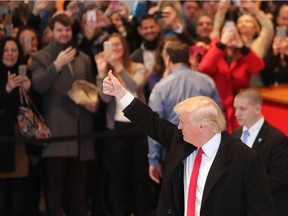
[120, 92, 134, 108]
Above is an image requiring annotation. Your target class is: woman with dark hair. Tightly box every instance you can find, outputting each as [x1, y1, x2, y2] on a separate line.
[0, 36, 31, 215]
[95, 33, 150, 216]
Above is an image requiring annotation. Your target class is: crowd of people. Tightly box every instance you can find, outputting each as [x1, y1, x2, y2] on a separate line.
[0, 1, 287, 216]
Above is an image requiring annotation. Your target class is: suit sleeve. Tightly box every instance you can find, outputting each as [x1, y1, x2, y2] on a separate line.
[123, 98, 182, 149]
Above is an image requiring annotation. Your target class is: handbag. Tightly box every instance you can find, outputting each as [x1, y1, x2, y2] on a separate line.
[17, 87, 51, 141]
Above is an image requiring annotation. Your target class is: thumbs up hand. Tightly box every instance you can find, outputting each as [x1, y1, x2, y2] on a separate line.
[102, 70, 128, 99]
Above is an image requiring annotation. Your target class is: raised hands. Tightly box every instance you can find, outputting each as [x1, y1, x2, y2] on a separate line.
[95, 52, 108, 78]
[95, 50, 124, 75]
[32, 1, 51, 16]
[273, 36, 288, 57]
[240, 0, 258, 15]
[54, 47, 77, 72]
[221, 25, 243, 48]
[102, 70, 127, 99]
[5, 71, 31, 93]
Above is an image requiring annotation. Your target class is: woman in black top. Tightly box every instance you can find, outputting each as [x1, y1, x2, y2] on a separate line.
[0, 36, 30, 215]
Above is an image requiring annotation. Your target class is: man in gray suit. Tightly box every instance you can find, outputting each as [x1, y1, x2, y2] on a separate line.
[32, 13, 96, 216]
[232, 88, 288, 216]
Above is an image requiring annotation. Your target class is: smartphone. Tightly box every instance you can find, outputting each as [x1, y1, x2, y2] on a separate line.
[103, 41, 112, 55]
[276, 26, 287, 40]
[87, 9, 97, 23]
[0, 6, 9, 16]
[225, 21, 235, 29]
[153, 11, 163, 19]
[232, 0, 241, 6]
[18, 65, 27, 77]
[23, 35, 32, 51]
[63, 40, 79, 56]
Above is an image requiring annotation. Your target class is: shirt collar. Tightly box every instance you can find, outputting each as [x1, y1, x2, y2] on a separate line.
[171, 64, 190, 75]
[202, 133, 221, 157]
[243, 116, 264, 135]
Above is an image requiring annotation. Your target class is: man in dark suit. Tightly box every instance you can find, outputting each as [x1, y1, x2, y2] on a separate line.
[101, 71, 274, 216]
[232, 88, 288, 216]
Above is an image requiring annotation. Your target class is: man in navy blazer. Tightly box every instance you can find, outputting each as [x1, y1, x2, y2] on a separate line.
[232, 88, 288, 216]
[102, 71, 274, 216]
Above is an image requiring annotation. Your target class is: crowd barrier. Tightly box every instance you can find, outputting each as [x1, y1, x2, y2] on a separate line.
[0, 127, 142, 145]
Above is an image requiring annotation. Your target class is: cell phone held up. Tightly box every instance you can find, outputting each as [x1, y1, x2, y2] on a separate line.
[18, 65, 27, 77]
[103, 41, 112, 55]
[153, 11, 163, 20]
[63, 40, 79, 56]
[224, 21, 235, 29]
[276, 26, 287, 41]
[87, 10, 97, 23]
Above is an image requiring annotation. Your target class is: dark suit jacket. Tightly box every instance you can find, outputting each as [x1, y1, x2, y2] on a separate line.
[130, 48, 144, 64]
[123, 98, 274, 216]
[232, 121, 288, 216]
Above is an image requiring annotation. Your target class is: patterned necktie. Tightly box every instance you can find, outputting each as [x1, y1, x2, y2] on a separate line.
[187, 148, 204, 216]
[242, 130, 250, 144]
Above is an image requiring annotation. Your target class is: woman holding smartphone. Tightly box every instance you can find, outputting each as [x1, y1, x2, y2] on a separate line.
[210, 0, 274, 86]
[199, 23, 265, 133]
[95, 33, 150, 216]
[0, 36, 31, 215]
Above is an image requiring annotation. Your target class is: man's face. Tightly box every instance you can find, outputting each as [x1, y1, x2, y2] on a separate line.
[196, 15, 213, 39]
[138, 18, 160, 41]
[183, 1, 200, 22]
[52, 22, 72, 45]
[234, 97, 260, 128]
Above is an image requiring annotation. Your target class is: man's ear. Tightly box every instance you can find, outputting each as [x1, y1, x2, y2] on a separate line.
[255, 104, 262, 115]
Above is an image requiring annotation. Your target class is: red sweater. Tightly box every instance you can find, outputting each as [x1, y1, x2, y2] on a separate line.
[199, 39, 265, 132]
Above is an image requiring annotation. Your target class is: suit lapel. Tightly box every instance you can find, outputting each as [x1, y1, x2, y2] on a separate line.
[252, 121, 268, 151]
[201, 132, 230, 205]
[232, 127, 242, 139]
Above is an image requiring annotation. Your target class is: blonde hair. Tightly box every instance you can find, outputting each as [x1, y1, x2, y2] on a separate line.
[174, 96, 226, 133]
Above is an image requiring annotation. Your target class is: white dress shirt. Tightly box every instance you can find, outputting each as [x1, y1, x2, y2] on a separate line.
[242, 117, 264, 148]
[183, 133, 221, 216]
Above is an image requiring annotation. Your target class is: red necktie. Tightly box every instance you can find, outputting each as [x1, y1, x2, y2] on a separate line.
[187, 148, 204, 216]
